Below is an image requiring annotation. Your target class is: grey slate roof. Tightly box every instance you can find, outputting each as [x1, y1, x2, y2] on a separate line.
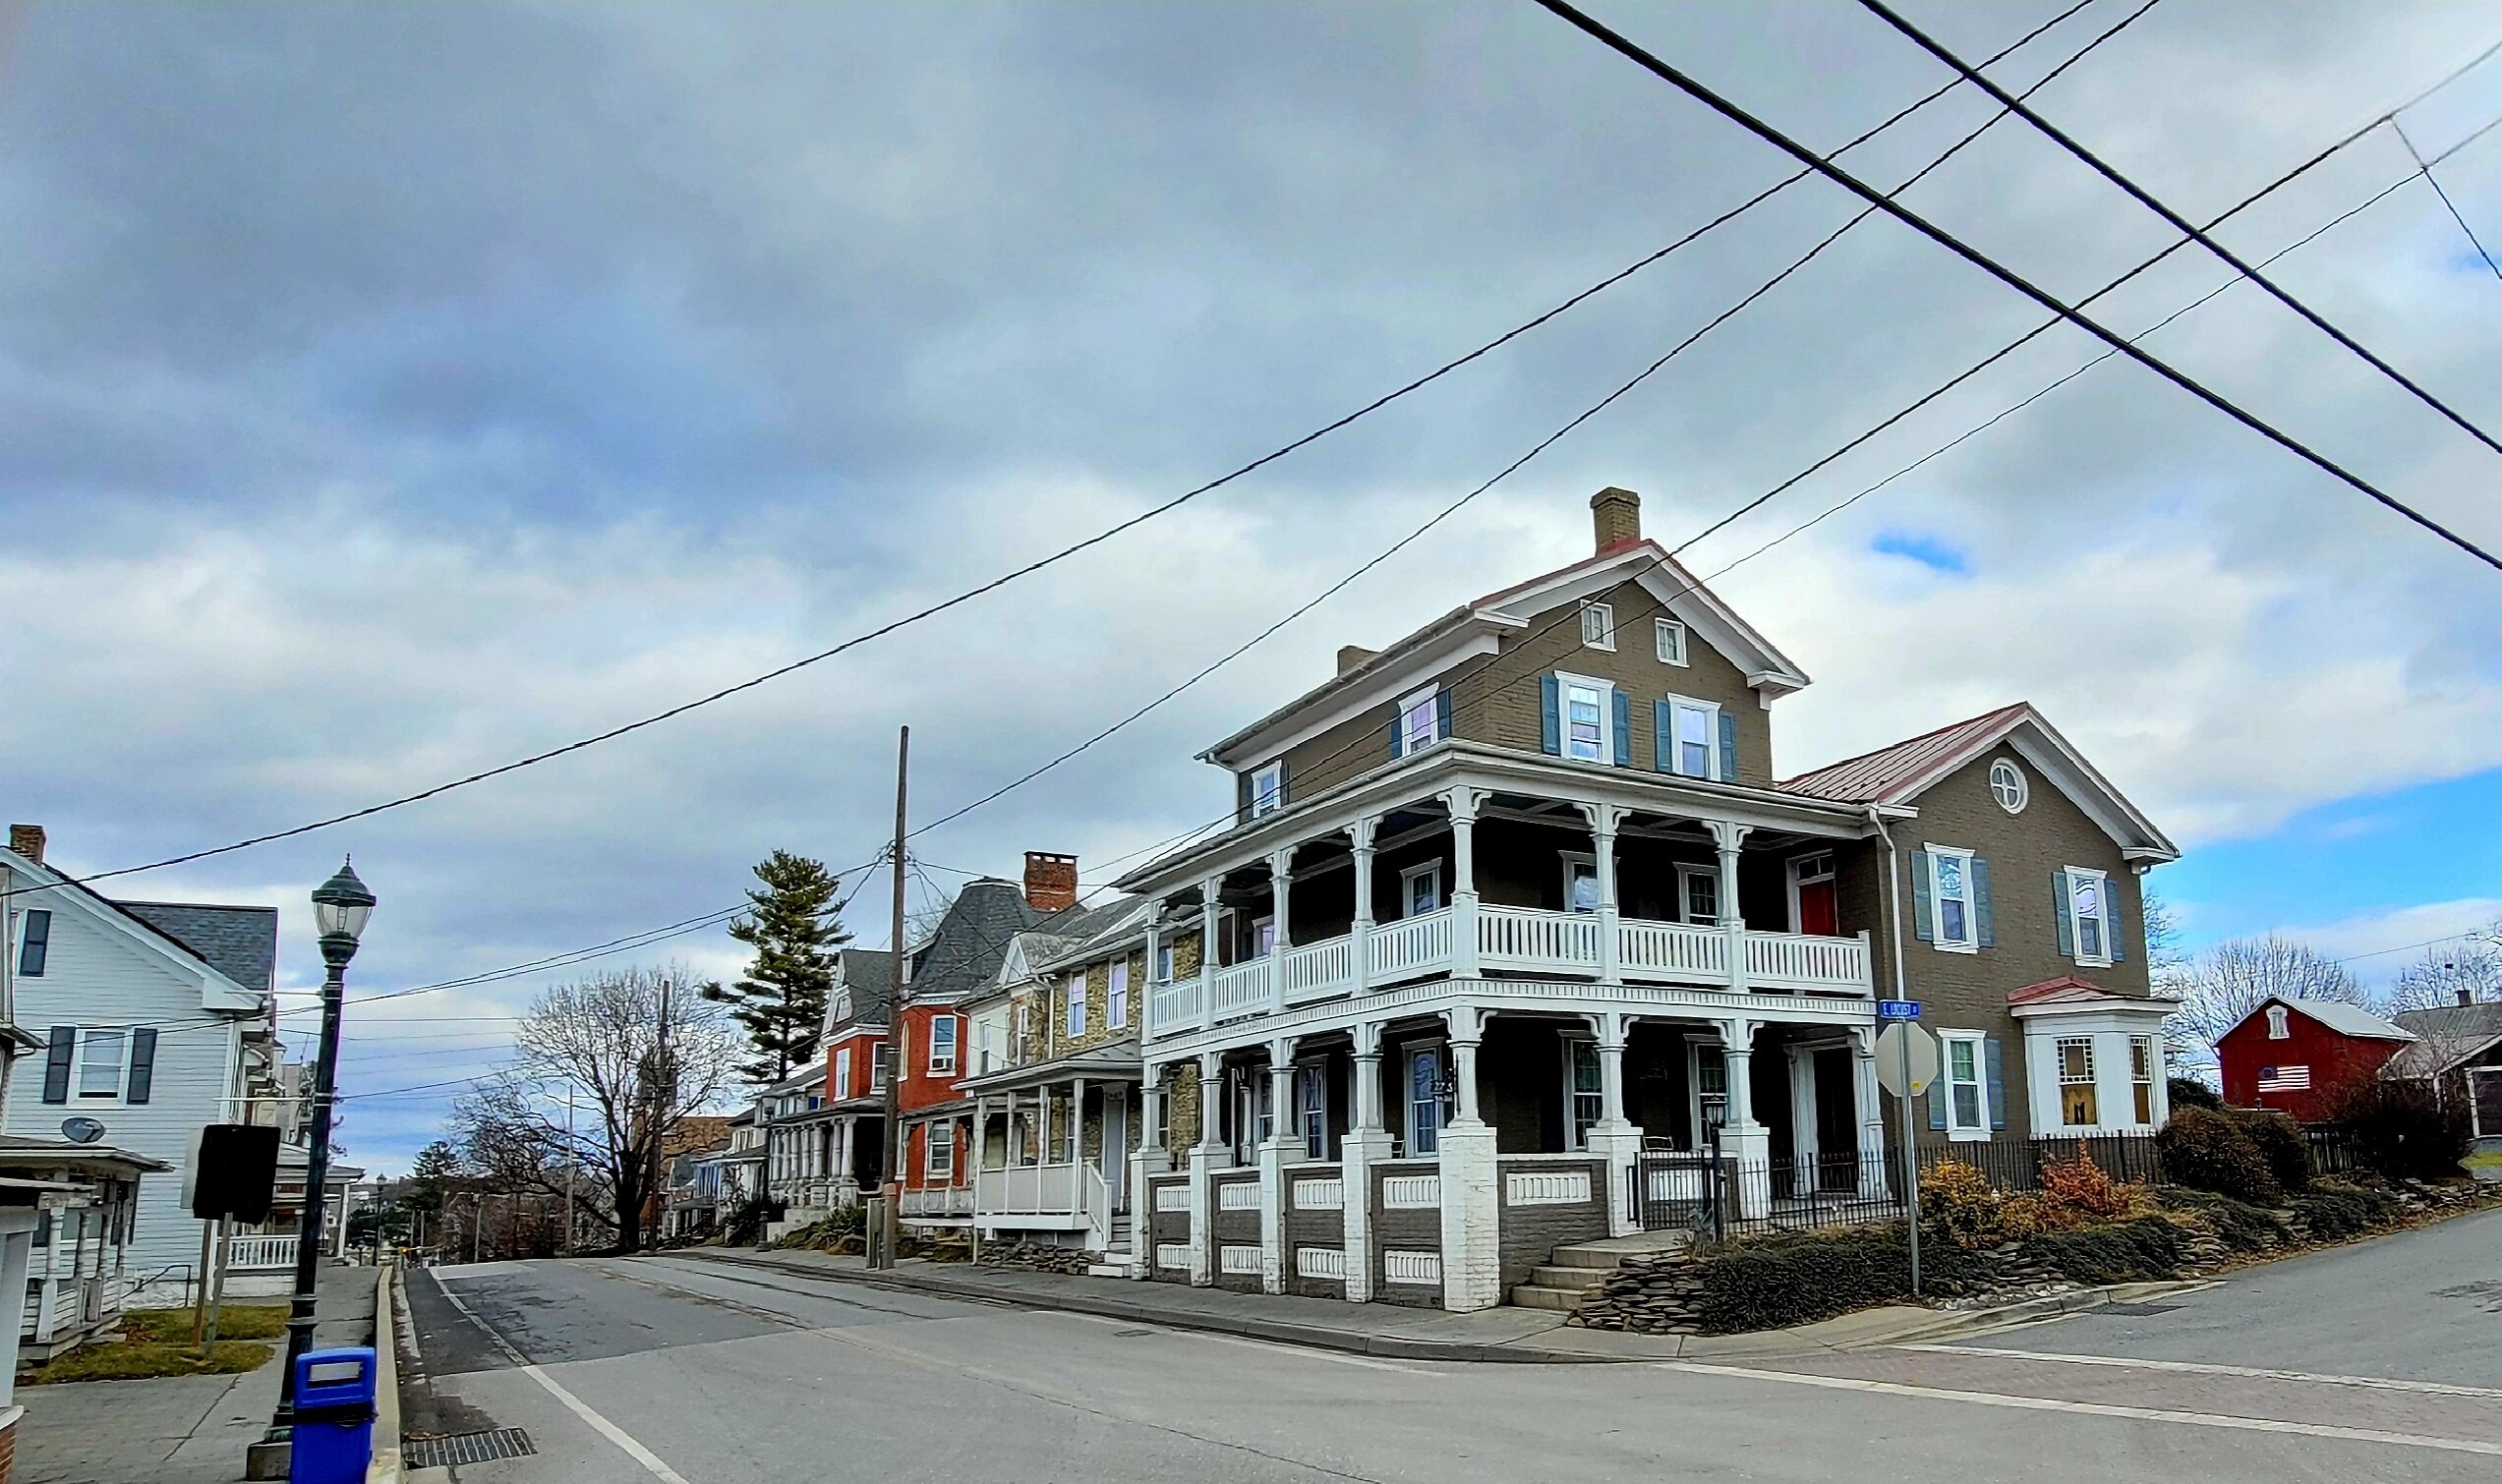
[112, 900, 278, 993]
[2387, 1000, 2502, 1076]
[835, 948, 897, 1022]
[906, 880, 1057, 1002]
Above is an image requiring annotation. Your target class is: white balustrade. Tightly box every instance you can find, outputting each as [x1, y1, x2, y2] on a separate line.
[1616, 918, 1729, 979]
[1744, 929, 1871, 993]
[1148, 974, 1204, 1035]
[226, 1233, 298, 1271]
[1280, 936, 1355, 1004]
[977, 1162, 1082, 1216]
[1369, 908, 1453, 980]
[1478, 903, 1601, 971]
[1210, 960, 1269, 1021]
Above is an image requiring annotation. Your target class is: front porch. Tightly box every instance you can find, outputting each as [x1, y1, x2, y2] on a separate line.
[964, 1049, 1143, 1251]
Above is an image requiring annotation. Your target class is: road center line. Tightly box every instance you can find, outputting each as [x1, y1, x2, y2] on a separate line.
[1655, 1360, 2502, 1457]
[1905, 1343, 2502, 1399]
[433, 1280, 698, 1484]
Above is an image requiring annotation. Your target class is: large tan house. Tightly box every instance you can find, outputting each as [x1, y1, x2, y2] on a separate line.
[1114, 486, 2178, 1311]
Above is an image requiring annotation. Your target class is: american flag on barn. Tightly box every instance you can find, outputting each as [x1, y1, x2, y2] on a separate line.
[2257, 1064, 2310, 1092]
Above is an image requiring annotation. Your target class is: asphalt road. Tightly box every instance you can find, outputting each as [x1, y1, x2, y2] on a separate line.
[405, 1211, 2502, 1484]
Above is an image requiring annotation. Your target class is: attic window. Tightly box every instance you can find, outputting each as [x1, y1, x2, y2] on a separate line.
[1579, 601, 1615, 651]
[1655, 618, 1687, 666]
[1990, 760, 2028, 815]
[2265, 1004, 2289, 1040]
[1249, 762, 1285, 818]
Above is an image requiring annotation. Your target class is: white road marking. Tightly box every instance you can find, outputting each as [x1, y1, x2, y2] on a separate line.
[1162, 1328, 1446, 1374]
[1655, 1359, 2502, 1457]
[432, 1280, 698, 1484]
[1909, 1343, 2502, 1400]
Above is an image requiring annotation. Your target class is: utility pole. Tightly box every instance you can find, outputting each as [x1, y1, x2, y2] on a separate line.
[874, 725, 908, 1269]
[643, 978, 674, 1252]
[562, 1087, 577, 1257]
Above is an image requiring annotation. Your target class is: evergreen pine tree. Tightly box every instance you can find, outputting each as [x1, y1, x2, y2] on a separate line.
[706, 850, 846, 1083]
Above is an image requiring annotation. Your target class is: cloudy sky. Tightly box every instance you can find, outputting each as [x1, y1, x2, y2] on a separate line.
[6, 0, 2500, 1172]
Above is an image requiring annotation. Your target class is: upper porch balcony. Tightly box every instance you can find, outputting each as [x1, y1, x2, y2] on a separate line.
[1123, 741, 1882, 1049]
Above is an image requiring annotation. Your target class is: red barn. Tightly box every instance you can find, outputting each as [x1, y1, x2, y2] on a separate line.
[2217, 997, 2415, 1123]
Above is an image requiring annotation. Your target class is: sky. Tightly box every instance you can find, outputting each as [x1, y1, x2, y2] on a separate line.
[5, 1, 2501, 1174]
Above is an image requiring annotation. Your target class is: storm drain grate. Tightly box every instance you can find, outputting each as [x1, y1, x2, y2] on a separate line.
[406, 1428, 536, 1468]
[2096, 1301, 2183, 1316]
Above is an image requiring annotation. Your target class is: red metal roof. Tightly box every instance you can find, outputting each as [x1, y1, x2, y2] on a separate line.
[2008, 976, 2110, 1006]
[1779, 702, 2032, 803]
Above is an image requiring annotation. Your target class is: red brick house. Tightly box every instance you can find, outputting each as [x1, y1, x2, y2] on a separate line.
[2217, 997, 2415, 1122]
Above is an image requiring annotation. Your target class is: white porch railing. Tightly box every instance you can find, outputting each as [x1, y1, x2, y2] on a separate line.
[1144, 904, 1871, 1037]
[976, 1162, 1080, 1217]
[1083, 1164, 1113, 1245]
[901, 1186, 973, 1218]
[227, 1233, 298, 1272]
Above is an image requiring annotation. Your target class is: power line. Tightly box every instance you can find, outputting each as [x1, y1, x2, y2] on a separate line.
[1855, 0, 2502, 460]
[1531, 0, 2502, 573]
[2394, 118, 2502, 286]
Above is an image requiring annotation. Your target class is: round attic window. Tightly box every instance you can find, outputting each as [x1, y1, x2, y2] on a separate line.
[1990, 759, 2029, 815]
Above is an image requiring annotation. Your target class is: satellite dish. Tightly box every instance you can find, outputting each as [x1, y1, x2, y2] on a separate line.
[60, 1116, 106, 1145]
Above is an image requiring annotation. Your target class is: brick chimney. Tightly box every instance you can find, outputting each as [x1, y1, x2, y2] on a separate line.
[2461, 988, 2475, 1007]
[8, 825, 42, 865]
[1336, 645, 1377, 676]
[1022, 851, 1078, 912]
[1591, 486, 1642, 553]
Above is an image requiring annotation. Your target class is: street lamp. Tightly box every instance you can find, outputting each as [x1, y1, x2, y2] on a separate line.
[264, 858, 374, 1450]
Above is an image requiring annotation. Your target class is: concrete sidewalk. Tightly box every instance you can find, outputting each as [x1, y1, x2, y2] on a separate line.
[17, 1265, 378, 1484]
[668, 1246, 2153, 1363]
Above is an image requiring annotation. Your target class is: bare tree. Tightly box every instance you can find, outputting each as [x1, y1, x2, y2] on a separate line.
[450, 963, 744, 1253]
[2165, 934, 2371, 1055]
[2382, 929, 2502, 1014]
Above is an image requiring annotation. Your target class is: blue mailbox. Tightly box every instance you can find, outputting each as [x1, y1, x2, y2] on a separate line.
[289, 1345, 378, 1484]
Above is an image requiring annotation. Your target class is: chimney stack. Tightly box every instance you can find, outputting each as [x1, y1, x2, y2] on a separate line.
[1591, 486, 1642, 553]
[1022, 851, 1078, 912]
[1336, 645, 1377, 676]
[2461, 988, 2474, 1007]
[8, 824, 42, 865]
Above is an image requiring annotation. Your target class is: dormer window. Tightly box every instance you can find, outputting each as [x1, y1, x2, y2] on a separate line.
[1579, 601, 1616, 651]
[1249, 762, 1285, 818]
[2265, 1004, 2289, 1040]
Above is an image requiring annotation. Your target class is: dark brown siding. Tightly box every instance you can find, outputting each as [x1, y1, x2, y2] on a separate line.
[1495, 1158, 1610, 1290]
[1245, 658, 1475, 821]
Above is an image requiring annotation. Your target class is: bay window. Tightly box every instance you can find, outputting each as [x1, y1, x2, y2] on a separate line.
[2058, 1037, 2099, 1126]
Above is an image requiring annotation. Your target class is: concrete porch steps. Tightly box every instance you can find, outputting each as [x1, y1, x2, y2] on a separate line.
[1509, 1230, 1692, 1312]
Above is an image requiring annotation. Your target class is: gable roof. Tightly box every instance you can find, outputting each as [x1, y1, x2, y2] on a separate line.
[1, 848, 264, 1012]
[2007, 976, 2177, 1015]
[1200, 537, 1810, 768]
[2247, 997, 2416, 1042]
[2385, 1000, 2502, 1076]
[1780, 701, 2178, 860]
[113, 901, 278, 994]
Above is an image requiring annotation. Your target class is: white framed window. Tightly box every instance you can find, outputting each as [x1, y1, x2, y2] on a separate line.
[1298, 1064, 1326, 1159]
[1665, 696, 1720, 780]
[1990, 759, 2029, 814]
[78, 1028, 127, 1100]
[1107, 959, 1130, 1030]
[2064, 867, 2113, 967]
[1561, 853, 1600, 915]
[1928, 846, 1978, 952]
[927, 1122, 956, 1180]
[1559, 673, 1613, 763]
[1248, 761, 1285, 818]
[1562, 1039, 1603, 1149]
[834, 1048, 852, 1101]
[1249, 914, 1276, 960]
[2265, 1004, 2290, 1040]
[2130, 1037, 2157, 1124]
[1654, 617, 1687, 666]
[1677, 864, 1719, 926]
[1151, 940, 1176, 985]
[1065, 975, 1087, 1039]
[2058, 1037, 2100, 1126]
[1942, 1031, 1989, 1138]
[1579, 600, 1615, 651]
[868, 1040, 890, 1092]
[1401, 861, 1443, 919]
[928, 1014, 959, 1074]
[1399, 686, 1439, 756]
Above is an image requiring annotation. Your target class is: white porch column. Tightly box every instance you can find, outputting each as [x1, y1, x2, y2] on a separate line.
[1342, 1021, 1392, 1303]
[1852, 1026, 1890, 1199]
[1710, 821, 1752, 995]
[1187, 1051, 1224, 1286]
[1444, 786, 1487, 981]
[1348, 816, 1378, 992]
[1072, 1076, 1090, 1227]
[1131, 1071, 1170, 1278]
[1581, 803, 1629, 983]
[1438, 1005, 1501, 1311]
[1585, 1010, 1645, 1236]
[1258, 1038, 1299, 1294]
[1198, 882, 1222, 1032]
[1721, 1019, 1772, 1218]
[1268, 848, 1295, 1013]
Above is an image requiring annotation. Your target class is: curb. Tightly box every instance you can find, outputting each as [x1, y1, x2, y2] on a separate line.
[367, 1262, 405, 1484]
[1862, 1279, 2209, 1348]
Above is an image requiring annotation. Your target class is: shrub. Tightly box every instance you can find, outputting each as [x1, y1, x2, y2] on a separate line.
[2024, 1216, 2185, 1284]
[1690, 1226, 1983, 1334]
[2287, 1183, 2396, 1239]
[2168, 1077, 2224, 1112]
[2327, 1077, 2471, 1181]
[2228, 1109, 2312, 1194]
[1918, 1159, 2007, 1249]
[2038, 1155, 2134, 1223]
[2157, 1108, 2281, 1204]
[2153, 1186, 2283, 1252]
[723, 1194, 785, 1247]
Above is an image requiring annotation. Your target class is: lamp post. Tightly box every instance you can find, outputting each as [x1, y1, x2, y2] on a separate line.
[264, 858, 374, 1447]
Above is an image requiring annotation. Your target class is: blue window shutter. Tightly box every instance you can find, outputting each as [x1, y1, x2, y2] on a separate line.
[1387, 714, 1403, 761]
[1435, 689, 1453, 740]
[1985, 1039, 2007, 1130]
[2109, 886, 2127, 962]
[1908, 850, 1934, 942]
[1611, 690, 1632, 767]
[2053, 871, 2074, 958]
[1928, 1083, 1949, 1131]
[1539, 674, 1561, 755]
[127, 1028, 158, 1106]
[1654, 701, 1672, 771]
[1972, 856, 1995, 947]
[1716, 711, 1737, 782]
[41, 1027, 73, 1105]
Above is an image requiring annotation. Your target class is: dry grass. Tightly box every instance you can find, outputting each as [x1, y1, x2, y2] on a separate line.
[19, 1340, 269, 1385]
[121, 1304, 290, 1343]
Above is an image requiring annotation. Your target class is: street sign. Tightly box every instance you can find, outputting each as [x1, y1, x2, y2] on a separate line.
[1877, 999, 1921, 1021]
[1874, 1021, 1940, 1098]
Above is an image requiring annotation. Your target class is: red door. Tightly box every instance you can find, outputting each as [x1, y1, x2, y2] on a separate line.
[1795, 854, 1839, 936]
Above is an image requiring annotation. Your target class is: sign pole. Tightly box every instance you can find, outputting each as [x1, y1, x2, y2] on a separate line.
[1899, 1029, 1921, 1296]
